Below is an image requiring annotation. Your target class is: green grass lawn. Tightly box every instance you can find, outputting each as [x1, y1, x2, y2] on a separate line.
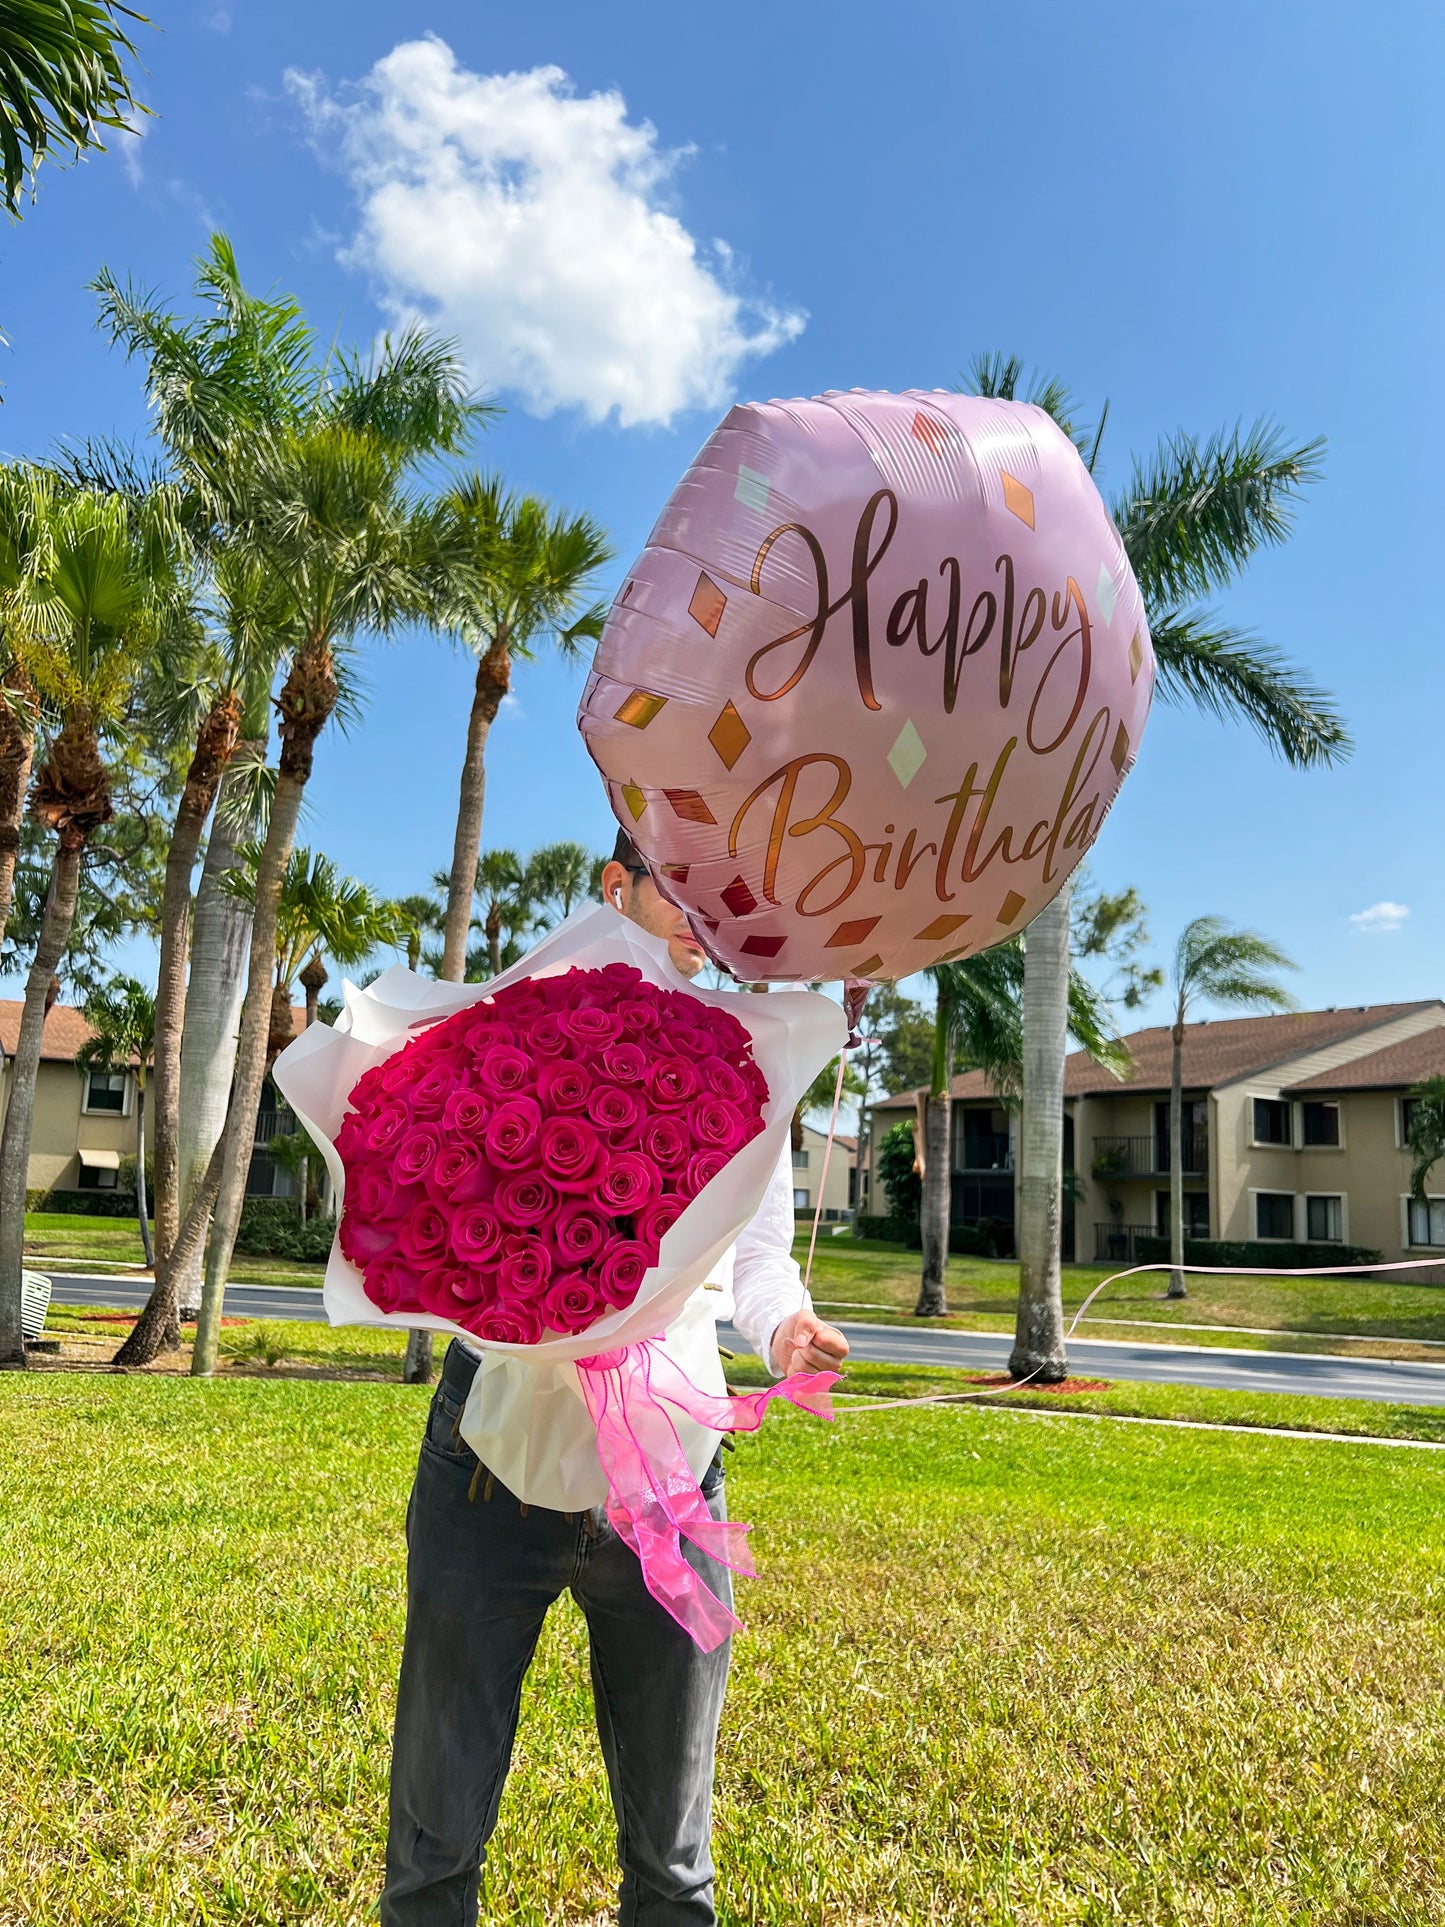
[5, 1356, 1445, 1925]
[23, 1212, 326, 1290]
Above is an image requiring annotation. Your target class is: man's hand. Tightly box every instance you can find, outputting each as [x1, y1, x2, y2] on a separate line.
[770, 1307, 849, 1377]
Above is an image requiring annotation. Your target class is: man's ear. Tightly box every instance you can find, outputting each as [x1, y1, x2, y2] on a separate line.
[599, 859, 630, 910]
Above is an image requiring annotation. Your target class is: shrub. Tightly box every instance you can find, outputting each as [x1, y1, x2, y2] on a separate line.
[853, 1213, 912, 1244]
[26, 1188, 151, 1219]
[234, 1198, 335, 1262]
[877, 1122, 922, 1229]
[1131, 1235, 1380, 1275]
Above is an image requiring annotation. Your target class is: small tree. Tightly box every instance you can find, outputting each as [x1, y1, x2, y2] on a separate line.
[75, 975, 156, 1268]
[1165, 918, 1296, 1297]
[877, 1122, 922, 1232]
[1408, 1077, 1445, 1213]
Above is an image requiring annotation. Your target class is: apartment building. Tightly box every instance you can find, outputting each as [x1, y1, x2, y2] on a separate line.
[790, 1120, 857, 1221]
[858, 1000, 1445, 1270]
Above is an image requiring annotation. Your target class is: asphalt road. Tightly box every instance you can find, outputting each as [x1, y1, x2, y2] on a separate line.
[39, 1270, 1445, 1408]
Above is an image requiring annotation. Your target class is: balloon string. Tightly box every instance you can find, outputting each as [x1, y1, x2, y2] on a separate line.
[802, 1048, 848, 1300]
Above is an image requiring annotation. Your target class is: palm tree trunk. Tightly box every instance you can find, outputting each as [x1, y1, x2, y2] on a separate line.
[185, 640, 338, 1377]
[1009, 884, 1071, 1384]
[0, 670, 36, 949]
[441, 637, 510, 981]
[151, 694, 242, 1267]
[915, 1094, 952, 1315]
[174, 739, 263, 1319]
[1167, 1019, 1187, 1299]
[0, 838, 83, 1366]
[134, 1072, 154, 1272]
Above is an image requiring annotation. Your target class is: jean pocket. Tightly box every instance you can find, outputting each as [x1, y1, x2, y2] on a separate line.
[422, 1386, 474, 1463]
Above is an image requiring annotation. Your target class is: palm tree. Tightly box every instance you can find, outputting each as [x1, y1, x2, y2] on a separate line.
[75, 975, 155, 1266]
[916, 940, 1125, 1320]
[433, 477, 610, 982]
[0, 483, 184, 1365]
[0, 467, 50, 948]
[0, 0, 145, 215]
[1162, 918, 1297, 1298]
[965, 356, 1351, 1378]
[389, 892, 444, 972]
[1407, 1079, 1445, 1215]
[526, 840, 604, 929]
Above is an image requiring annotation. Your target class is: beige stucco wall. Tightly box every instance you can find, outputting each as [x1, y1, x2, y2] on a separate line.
[0, 1061, 151, 1193]
[793, 1120, 856, 1219]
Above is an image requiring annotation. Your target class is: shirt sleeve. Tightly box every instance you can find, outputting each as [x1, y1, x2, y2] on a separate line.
[728, 1142, 812, 1374]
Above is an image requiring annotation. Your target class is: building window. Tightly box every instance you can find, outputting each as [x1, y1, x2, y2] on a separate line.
[1408, 1199, 1445, 1248]
[1305, 1194, 1343, 1242]
[84, 1070, 127, 1115]
[1252, 1099, 1291, 1145]
[1301, 1102, 1340, 1147]
[1255, 1192, 1295, 1240]
[1402, 1097, 1418, 1145]
[77, 1161, 120, 1191]
[792, 1189, 810, 1211]
[792, 1149, 809, 1169]
[1156, 1191, 1210, 1237]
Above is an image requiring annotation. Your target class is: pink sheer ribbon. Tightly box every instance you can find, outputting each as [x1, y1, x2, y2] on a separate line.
[574, 1343, 839, 1652]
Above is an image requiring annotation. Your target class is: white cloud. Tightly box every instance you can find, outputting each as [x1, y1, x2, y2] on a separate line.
[1349, 901, 1410, 933]
[205, 4, 232, 30]
[115, 121, 146, 188]
[285, 40, 805, 427]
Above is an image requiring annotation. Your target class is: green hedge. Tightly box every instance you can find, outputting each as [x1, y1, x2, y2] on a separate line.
[852, 1213, 1015, 1259]
[234, 1198, 336, 1262]
[25, 1188, 152, 1219]
[1131, 1235, 1380, 1274]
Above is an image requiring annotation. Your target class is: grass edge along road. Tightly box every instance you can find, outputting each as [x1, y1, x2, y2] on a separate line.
[5, 1362, 1445, 1924]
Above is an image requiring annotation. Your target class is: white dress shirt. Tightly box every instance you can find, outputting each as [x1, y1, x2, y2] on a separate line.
[457, 1144, 811, 1511]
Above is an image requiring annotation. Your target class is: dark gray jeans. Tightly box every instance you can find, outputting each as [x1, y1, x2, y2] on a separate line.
[382, 1340, 732, 1926]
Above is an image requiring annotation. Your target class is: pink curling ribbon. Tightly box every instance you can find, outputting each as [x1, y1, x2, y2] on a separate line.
[574, 1342, 839, 1652]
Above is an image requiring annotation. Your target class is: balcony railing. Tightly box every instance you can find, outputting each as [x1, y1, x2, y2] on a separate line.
[254, 1106, 298, 1145]
[1094, 1222, 1158, 1263]
[1090, 1131, 1207, 1179]
[956, 1132, 1013, 1173]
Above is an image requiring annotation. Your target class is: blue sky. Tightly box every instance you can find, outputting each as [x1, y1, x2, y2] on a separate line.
[3, 1, 1441, 1026]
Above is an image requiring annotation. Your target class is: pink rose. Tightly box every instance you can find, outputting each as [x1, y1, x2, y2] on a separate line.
[497, 989, 545, 1025]
[452, 1203, 503, 1266]
[666, 1023, 714, 1061]
[395, 1124, 444, 1184]
[599, 962, 643, 990]
[484, 1097, 542, 1169]
[683, 1149, 731, 1196]
[537, 974, 578, 1011]
[419, 1265, 491, 1318]
[542, 1271, 608, 1334]
[537, 1060, 592, 1113]
[617, 998, 661, 1036]
[335, 1111, 369, 1164]
[539, 1115, 604, 1192]
[476, 1045, 532, 1099]
[442, 1088, 489, 1137]
[550, 1202, 610, 1265]
[700, 1056, 749, 1107]
[641, 1115, 690, 1172]
[530, 1012, 570, 1058]
[647, 1057, 699, 1111]
[636, 1195, 684, 1255]
[689, 1096, 747, 1153]
[743, 1061, 769, 1107]
[587, 1084, 643, 1141]
[428, 1139, 485, 1200]
[409, 1061, 456, 1118]
[347, 1065, 386, 1110]
[597, 1240, 650, 1308]
[597, 1151, 659, 1216]
[495, 1233, 552, 1300]
[466, 1304, 544, 1346]
[560, 1004, 623, 1050]
[703, 1007, 750, 1053]
[362, 1258, 420, 1315]
[380, 1054, 422, 1097]
[601, 1040, 647, 1085]
[339, 1206, 394, 1269]
[495, 1172, 557, 1229]
[463, 1018, 516, 1052]
[351, 1162, 418, 1222]
[397, 1199, 450, 1268]
[364, 1099, 412, 1153]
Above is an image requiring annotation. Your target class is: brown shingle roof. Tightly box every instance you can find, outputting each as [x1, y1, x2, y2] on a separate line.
[869, 1000, 1444, 1108]
[0, 997, 307, 1065]
[1285, 1025, 1445, 1092]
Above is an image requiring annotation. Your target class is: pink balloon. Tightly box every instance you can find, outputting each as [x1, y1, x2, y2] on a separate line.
[578, 390, 1154, 985]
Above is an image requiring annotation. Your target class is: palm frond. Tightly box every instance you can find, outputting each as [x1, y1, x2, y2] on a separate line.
[0, 0, 147, 210]
[1149, 608, 1351, 769]
[961, 353, 1099, 462]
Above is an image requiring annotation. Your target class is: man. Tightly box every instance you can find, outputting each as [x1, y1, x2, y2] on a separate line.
[382, 828, 850, 1925]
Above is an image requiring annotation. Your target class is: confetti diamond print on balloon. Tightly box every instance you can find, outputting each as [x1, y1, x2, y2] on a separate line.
[621, 782, 647, 822]
[708, 701, 751, 770]
[1129, 630, 1144, 682]
[664, 789, 717, 825]
[689, 572, 727, 637]
[997, 890, 1027, 925]
[1001, 471, 1036, 529]
[912, 410, 949, 456]
[1095, 562, 1118, 627]
[614, 689, 667, 729]
[825, 916, 881, 950]
[915, 914, 970, 943]
[741, 934, 786, 958]
[721, 876, 758, 919]
[887, 719, 928, 788]
[1111, 722, 1131, 773]
[735, 466, 771, 512]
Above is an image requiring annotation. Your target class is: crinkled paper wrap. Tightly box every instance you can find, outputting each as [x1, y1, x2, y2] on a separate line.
[272, 902, 845, 1504]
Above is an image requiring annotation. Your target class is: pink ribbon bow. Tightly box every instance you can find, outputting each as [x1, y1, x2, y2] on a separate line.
[574, 1342, 839, 1652]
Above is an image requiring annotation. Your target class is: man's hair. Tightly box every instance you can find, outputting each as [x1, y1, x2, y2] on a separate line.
[610, 827, 648, 875]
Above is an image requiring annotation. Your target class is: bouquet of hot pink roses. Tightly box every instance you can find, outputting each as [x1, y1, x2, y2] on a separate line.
[333, 963, 769, 1346]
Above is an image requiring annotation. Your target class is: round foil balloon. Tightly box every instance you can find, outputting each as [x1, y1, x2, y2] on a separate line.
[578, 390, 1154, 984]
